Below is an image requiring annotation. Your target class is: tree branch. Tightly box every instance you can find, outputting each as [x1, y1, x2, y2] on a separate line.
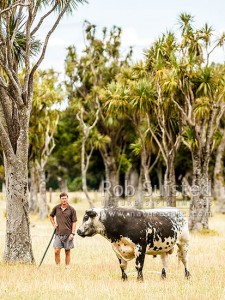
[5, 11, 13, 69]
[0, 122, 15, 164]
[0, 1, 30, 16]
[29, 1, 71, 92]
[85, 145, 94, 173]
[0, 74, 7, 90]
[30, 3, 57, 36]
[147, 114, 167, 163]
[0, 55, 23, 108]
[10, 1, 24, 45]
[40, 115, 59, 168]
[171, 95, 195, 127]
[30, 0, 42, 26]
[23, 2, 33, 104]
[149, 150, 160, 174]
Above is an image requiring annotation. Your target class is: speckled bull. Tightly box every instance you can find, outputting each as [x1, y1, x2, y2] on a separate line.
[77, 207, 190, 281]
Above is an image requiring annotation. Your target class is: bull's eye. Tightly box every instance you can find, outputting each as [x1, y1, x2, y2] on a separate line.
[83, 215, 89, 221]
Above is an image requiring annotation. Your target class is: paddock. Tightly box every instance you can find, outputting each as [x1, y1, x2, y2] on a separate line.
[0, 193, 224, 300]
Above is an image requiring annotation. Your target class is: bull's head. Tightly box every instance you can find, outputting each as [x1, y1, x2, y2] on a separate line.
[77, 209, 104, 237]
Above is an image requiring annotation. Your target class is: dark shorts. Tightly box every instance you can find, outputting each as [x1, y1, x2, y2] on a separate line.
[53, 234, 74, 250]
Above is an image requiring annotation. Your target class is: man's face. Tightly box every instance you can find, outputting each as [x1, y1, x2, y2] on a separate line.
[60, 196, 68, 205]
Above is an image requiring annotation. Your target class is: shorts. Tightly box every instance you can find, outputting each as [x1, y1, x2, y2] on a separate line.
[53, 234, 74, 250]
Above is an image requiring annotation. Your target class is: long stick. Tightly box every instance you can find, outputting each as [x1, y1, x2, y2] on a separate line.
[38, 228, 56, 268]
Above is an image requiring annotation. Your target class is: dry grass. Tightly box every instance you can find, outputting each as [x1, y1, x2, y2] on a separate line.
[0, 192, 225, 300]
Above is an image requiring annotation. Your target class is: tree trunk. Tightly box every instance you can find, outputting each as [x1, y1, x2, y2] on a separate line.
[59, 177, 68, 192]
[188, 150, 211, 231]
[2, 181, 6, 193]
[214, 129, 225, 213]
[100, 147, 119, 207]
[156, 162, 163, 200]
[164, 155, 176, 207]
[81, 136, 94, 208]
[135, 167, 144, 209]
[141, 151, 154, 208]
[38, 167, 48, 219]
[4, 158, 34, 263]
[29, 161, 38, 214]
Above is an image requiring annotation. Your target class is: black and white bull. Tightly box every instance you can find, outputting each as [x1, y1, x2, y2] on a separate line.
[77, 207, 190, 281]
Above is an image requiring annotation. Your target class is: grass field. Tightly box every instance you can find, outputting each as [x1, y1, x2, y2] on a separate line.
[0, 192, 224, 300]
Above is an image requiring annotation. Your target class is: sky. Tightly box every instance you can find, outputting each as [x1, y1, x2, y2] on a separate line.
[36, 0, 225, 74]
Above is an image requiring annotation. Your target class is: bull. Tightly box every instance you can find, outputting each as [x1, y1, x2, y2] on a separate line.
[77, 207, 190, 281]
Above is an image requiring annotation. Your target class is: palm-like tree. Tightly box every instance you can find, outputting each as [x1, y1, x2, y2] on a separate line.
[0, 0, 87, 263]
[171, 14, 225, 230]
[65, 22, 132, 208]
[144, 32, 183, 207]
[28, 69, 63, 219]
[105, 65, 161, 208]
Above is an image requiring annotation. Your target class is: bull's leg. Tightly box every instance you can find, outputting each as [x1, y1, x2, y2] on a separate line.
[160, 253, 169, 279]
[177, 241, 191, 279]
[117, 255, 128, 281]
[135, 244, 146, 281]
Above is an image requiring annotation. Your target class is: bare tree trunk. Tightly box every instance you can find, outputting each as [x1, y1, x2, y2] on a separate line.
[38, 167, 48, 219]
[214, 129, 225, 213]
[164, 155, 176, 207]
[59, 177, 68, 192]
[101, 147, 119, 207]
[2, 181, 6, 193]
[156, 162, 163, 199]
[181, 172, 191, 201]
[135, 167, 144, 209]
[81, 135, 94, 208]
[29, 161, 38, 214]
[188, 150, 211, 231]
[142, 153, 154, 209]
[4, 157, 34, 263]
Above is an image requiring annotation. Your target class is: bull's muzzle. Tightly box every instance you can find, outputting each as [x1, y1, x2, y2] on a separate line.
[77, 229, 85, 237]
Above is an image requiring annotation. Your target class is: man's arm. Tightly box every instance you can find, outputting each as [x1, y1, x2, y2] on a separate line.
[69, 222, 76, 241]
[49, 215, 58, 229]
[72, 222, 76, 234]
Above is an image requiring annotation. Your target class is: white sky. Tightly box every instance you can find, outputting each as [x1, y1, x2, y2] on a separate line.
[36, 0, 225, 73]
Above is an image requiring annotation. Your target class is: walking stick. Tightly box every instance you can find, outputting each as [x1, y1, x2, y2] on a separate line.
[38, 228, 56, 268]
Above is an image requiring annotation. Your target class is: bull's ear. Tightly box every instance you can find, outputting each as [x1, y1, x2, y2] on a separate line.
[86, 210, 97, 218]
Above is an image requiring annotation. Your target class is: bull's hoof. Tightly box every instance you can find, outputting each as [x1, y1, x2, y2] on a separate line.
[161, 268, 166, 279]
[122, 274, 128, 281]
[137, 276, 144, 282]
[185, 268, 191, 279]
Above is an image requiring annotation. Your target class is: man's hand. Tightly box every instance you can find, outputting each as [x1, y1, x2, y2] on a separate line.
[69, 234, 74, 241]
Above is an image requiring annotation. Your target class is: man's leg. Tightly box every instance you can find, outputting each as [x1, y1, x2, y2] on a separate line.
[65, 249, 71, 266]
[55, 248, 61, 265]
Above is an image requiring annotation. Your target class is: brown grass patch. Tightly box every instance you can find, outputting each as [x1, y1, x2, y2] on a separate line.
[0, 192, 224, 299]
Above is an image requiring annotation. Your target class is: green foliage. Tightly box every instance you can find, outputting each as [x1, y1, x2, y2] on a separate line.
[28, 68, 64, 163]
[70, 196, 82, 204]
[39, 0, 87, 14]
[1, 12, 41, 65]
[199, 229, 219, 236]
[31, 15, 225, 196]
[193, 97, 211, 120]
[183, 127, 198, 149]
[62, 21, 134, 191]
[68, 177, 82, 191]
[0, 165, 4, 182]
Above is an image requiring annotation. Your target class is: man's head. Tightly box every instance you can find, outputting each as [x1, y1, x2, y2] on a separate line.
[60, 192, 68, 206]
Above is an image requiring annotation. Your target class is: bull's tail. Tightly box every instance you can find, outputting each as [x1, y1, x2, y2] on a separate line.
[176, 226, 189, 265]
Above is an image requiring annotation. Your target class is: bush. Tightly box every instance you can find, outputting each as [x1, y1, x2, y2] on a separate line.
[68, 177, 82, 191]
[70, 197, 82, 204]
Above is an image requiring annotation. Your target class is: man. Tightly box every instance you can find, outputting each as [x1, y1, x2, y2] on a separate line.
[49, 192, 77, 267]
